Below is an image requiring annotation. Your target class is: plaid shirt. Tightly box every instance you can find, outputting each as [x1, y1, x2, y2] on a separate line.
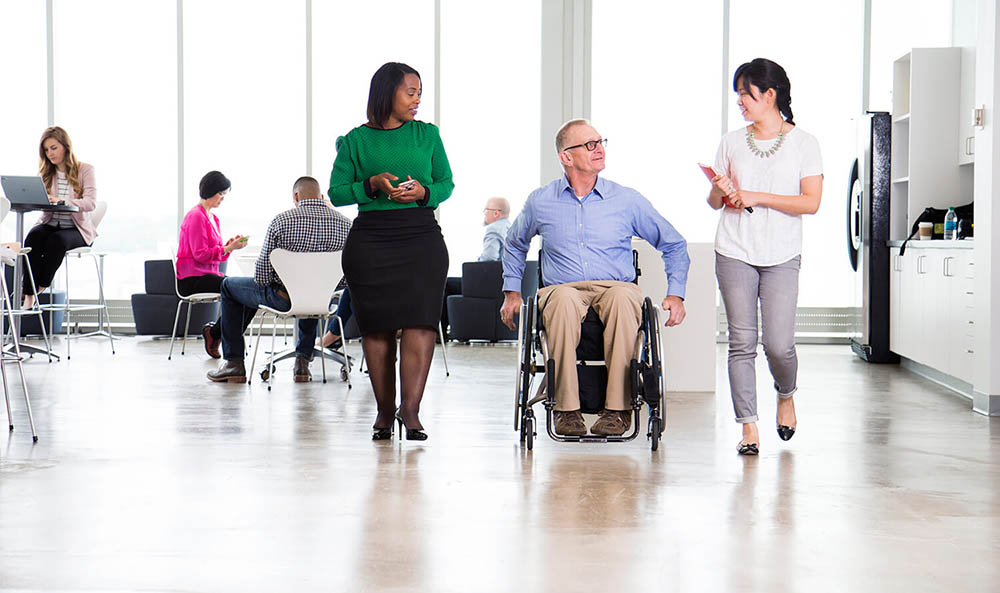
[254, 198, 352, 287]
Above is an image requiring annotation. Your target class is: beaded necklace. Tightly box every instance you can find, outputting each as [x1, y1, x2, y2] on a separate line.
[745, 121, 786, 158]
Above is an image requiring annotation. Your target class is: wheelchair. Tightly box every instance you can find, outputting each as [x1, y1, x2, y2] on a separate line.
[513, 251, 666, 451]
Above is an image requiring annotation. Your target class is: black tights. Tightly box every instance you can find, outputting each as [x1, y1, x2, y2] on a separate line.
[363, 327, 436, 430]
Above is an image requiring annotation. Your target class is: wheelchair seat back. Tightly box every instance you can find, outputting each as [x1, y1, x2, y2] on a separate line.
[576, 307, 607, 414]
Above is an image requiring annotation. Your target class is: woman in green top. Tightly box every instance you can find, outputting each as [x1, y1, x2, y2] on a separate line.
[329, 62, 454, 442]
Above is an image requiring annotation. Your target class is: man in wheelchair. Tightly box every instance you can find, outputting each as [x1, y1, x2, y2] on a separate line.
[500, 119, 690, 437]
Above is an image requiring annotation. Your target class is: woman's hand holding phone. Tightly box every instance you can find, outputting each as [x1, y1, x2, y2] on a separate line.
[224, 235, 248, 253]
[370, 172, 399, 197]
[388, 176, 425, 203]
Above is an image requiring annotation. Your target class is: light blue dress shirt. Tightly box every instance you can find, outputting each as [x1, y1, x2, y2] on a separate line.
[502, 176, 690, 299]
[478, 217, 511, 262]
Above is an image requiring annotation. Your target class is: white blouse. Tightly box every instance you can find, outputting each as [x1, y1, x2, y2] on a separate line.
[712, 126, 823, 267]
[50, 171, 76, 229]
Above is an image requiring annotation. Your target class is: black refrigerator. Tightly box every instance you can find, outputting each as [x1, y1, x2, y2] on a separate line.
[847, 111, 897, 363]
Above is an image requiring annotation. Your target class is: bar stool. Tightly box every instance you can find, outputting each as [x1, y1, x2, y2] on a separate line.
[39, 201, 115, 359]
[0, 197, 55, 362]
[2, 247, 56, 363]
[0, 245, 38, 441]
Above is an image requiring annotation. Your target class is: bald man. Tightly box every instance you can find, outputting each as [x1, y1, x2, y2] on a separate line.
[479, 196, 512, 262]
[208, 176, 351, 384]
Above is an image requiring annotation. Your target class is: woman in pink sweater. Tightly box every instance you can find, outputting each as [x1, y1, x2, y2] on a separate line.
[22, 126, 99, 309]
[176, 171, 247, 358]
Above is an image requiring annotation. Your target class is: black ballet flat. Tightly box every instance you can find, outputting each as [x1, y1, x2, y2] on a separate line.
[737, 441, 759, 456]
[372, 425, 393, 441]
[395, 411, 428, 441]
[777, 425, 796, 441]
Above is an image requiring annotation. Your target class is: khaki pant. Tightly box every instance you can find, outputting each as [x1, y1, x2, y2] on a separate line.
[537, 280, 643, 411]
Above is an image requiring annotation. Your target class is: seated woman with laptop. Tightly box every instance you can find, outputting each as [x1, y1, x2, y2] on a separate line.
[22, 126, 98, 310]
[175, 170, 249, 359]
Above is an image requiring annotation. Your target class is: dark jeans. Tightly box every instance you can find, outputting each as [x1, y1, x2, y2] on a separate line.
[326, 288, 352, 337]
[22, 224, 87, 295]
[219, 276, 318, 361]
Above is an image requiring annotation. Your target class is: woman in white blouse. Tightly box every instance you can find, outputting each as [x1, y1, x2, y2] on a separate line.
[706, 58, 823, 456]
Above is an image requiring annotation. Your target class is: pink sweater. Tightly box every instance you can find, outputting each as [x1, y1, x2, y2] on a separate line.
[37, 162, 99, 244]
[176, 204, 230, 279]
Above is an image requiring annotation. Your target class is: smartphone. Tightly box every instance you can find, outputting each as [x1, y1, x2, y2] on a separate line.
[238, 236, 249, 244]
[398, 179, 417, 190]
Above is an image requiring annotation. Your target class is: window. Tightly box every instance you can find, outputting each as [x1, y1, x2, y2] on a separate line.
[729, 0, 864, 308]
[52, 0, 177, 298]
[592, 1, 724, 245]
[183, 0, 306, 277]
[437, 0, 540, 271]
[869, 0, 953, 112]
[311, 0, 436, 222]
[0, 1, 48, 243]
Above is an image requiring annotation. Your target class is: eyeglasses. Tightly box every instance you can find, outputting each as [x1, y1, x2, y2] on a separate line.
[562, 138, 607, 152]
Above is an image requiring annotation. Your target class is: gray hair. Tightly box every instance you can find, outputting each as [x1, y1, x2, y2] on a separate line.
[554, 118, 590, 152]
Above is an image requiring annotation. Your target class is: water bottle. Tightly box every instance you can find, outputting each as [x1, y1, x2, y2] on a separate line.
[944, 207, 958, 240]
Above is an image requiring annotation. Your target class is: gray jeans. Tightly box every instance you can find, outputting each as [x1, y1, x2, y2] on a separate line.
[715, 253, 801, 423]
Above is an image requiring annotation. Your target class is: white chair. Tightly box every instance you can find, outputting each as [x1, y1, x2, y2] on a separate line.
[248, 249, 351, 391]
[40, 200, 115, 359]
[167, 253, 222, 360]
[0, 197, 55, 362]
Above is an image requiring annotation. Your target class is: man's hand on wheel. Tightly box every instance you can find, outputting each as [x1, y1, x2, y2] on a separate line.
[662, 296, 686, 327]
[500, 291, 523, 331]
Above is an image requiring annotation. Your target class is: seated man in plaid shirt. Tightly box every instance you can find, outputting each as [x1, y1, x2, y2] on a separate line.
[208, 176, 352, 384]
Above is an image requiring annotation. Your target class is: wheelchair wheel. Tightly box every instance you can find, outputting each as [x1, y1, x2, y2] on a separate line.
[645, 298, 666, 436]
[517, 300, 535, 432]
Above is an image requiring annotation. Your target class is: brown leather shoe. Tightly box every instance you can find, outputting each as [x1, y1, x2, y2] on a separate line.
[293, 355, 312, 383]
[207, 360, 246, 383]
[553, 410, 586, 436]
[590, 409, 631, 436]
[202, 323, 221, 359]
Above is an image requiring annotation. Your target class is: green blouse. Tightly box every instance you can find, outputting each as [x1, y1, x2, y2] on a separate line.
[328, 120, 455, 211]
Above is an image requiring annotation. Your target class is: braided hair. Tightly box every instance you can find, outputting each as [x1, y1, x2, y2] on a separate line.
[733, 58, 794, 125]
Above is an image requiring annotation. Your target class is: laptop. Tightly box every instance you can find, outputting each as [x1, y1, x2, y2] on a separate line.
[0, 175, 78, 211]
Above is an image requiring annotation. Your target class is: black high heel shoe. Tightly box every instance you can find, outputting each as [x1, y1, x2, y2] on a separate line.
[395, 410, 428, 441]
[372, 424, 393, 441]
[777, 397, 796, 441]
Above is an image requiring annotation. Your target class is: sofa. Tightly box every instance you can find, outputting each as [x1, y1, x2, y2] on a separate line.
[130, 260, 222, 336]
[445, 260, 538, 343]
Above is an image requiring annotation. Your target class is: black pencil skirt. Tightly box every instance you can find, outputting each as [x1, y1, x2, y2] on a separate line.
[342, 208, 449, 335]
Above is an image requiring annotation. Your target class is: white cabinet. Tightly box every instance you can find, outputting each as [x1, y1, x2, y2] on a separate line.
[890, 49, 963, 240]
[949, 255, 976, 381]
[889, 246, 974, 383]
[958, 46, 976, 165]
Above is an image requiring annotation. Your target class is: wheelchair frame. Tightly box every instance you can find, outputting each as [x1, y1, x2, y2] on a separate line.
[513, 252, 667, 451]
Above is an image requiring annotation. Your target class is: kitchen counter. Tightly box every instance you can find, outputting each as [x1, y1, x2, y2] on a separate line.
[887, 239, 974, 249]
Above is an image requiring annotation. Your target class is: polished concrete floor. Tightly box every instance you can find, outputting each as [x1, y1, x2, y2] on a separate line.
[1, 336, 998, 592]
